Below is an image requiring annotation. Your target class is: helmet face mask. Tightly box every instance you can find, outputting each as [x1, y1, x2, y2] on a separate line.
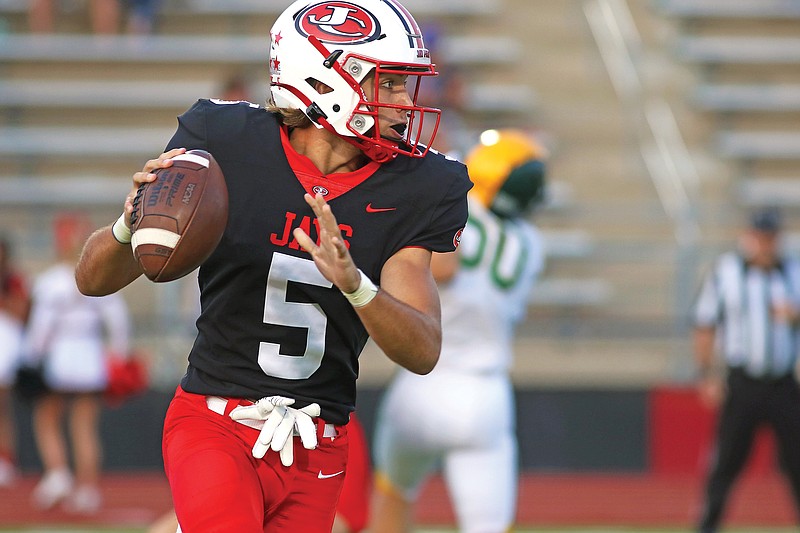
[269, 0, 442, 162]
[351, 59, 441, 158]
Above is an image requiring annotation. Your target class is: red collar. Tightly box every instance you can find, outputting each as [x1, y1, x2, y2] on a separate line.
[280, 125, 380, 201]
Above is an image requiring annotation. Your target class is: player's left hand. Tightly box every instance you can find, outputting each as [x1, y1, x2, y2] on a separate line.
[229, 396, 321, 466]
[293, 193, 362, 293]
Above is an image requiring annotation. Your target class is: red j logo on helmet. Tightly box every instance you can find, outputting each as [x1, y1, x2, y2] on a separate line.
[296, 2, 381, 44]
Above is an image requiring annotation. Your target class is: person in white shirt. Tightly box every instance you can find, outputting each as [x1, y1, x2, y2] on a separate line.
[370, 129, 547, 533]
[23, 213, 131, 514]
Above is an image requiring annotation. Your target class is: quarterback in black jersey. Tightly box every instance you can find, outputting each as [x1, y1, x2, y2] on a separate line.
[75, 1, 470, 532]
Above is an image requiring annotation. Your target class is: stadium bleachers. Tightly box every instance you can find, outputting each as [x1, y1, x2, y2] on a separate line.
[0, 0, 745, 387]
[660, 1, 800, 184]
[0, 78, 535, 113]
[647, 2, 800, 382]
[675, 36, 800, 65]
[717, 131, 800, 161]
[0, 0, 503, 17]
[692, 84, 800, 113]
[0, 33, 522, 65]
[0, 0, 564, 385]
[658, 0, 800, 20]
[738, 177, 800, 207]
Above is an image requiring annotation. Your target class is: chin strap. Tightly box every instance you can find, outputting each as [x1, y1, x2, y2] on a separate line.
[344, 136, 398, 163]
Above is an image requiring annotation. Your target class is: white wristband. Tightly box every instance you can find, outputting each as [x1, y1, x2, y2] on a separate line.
[111, 214, 132, 244]
[341, 269, 378, 308]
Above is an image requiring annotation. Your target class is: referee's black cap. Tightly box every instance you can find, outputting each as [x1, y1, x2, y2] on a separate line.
[750, 206, 783, 233]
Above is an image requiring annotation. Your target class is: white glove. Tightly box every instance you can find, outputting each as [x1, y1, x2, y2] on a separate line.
[229, 396, 321, 466]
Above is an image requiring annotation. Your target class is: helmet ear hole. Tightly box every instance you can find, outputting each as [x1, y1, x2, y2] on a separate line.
[307, 78, 334, 95]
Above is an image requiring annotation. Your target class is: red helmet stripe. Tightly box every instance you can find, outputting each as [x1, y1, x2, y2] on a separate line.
[382, 0, 424, 49]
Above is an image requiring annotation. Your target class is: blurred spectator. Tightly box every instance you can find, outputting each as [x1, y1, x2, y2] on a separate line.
[23, 213, 131, 514]
[126, 0, 162, 35]
[692, 206, 800, 533]
[216, 71, 257, 103]
[29, 0, 162, 35]
[0, 236, 30, 487]
[416, 22, 470, 158]
[29, 0, 122, 34]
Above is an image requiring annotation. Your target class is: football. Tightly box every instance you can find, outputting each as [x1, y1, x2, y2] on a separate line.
[130, 149, 228, 282]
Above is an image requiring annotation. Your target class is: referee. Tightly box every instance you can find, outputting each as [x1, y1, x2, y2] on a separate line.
[693, 206, 800, 533]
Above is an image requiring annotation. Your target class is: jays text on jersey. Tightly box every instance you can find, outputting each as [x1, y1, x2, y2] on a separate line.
[166, 99, 471, 425]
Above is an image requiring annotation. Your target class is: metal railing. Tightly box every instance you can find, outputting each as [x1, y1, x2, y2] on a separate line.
[584, 0, 701, 347]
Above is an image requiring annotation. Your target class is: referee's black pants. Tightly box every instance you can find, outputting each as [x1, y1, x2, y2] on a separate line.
[698, 369, 800, 532]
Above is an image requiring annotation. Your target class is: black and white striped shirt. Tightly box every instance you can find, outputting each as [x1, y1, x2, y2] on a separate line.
[694, 251, 800, 379]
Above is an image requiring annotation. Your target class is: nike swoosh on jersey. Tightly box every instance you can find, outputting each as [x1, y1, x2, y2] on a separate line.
[318, 470, 345, 479]
[366, 203, 397, 213]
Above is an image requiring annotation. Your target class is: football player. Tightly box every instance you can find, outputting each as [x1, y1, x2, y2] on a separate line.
[74, 1, 470, 532]
[370, 129, 547, 533]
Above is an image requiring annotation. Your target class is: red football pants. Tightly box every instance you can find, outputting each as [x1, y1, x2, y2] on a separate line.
[162, 386, 349, 533]
[335, 413, 371, 532]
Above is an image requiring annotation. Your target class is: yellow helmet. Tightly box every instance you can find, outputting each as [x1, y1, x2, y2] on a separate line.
[465, 129, 547, 218]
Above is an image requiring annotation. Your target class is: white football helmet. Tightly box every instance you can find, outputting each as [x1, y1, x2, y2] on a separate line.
[269, 0, 441, 162]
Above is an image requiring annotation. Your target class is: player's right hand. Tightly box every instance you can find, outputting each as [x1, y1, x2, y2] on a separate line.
[293, 193, 362, 294]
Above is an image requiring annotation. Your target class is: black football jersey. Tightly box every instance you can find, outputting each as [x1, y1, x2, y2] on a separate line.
[165, 99, 470, 424]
